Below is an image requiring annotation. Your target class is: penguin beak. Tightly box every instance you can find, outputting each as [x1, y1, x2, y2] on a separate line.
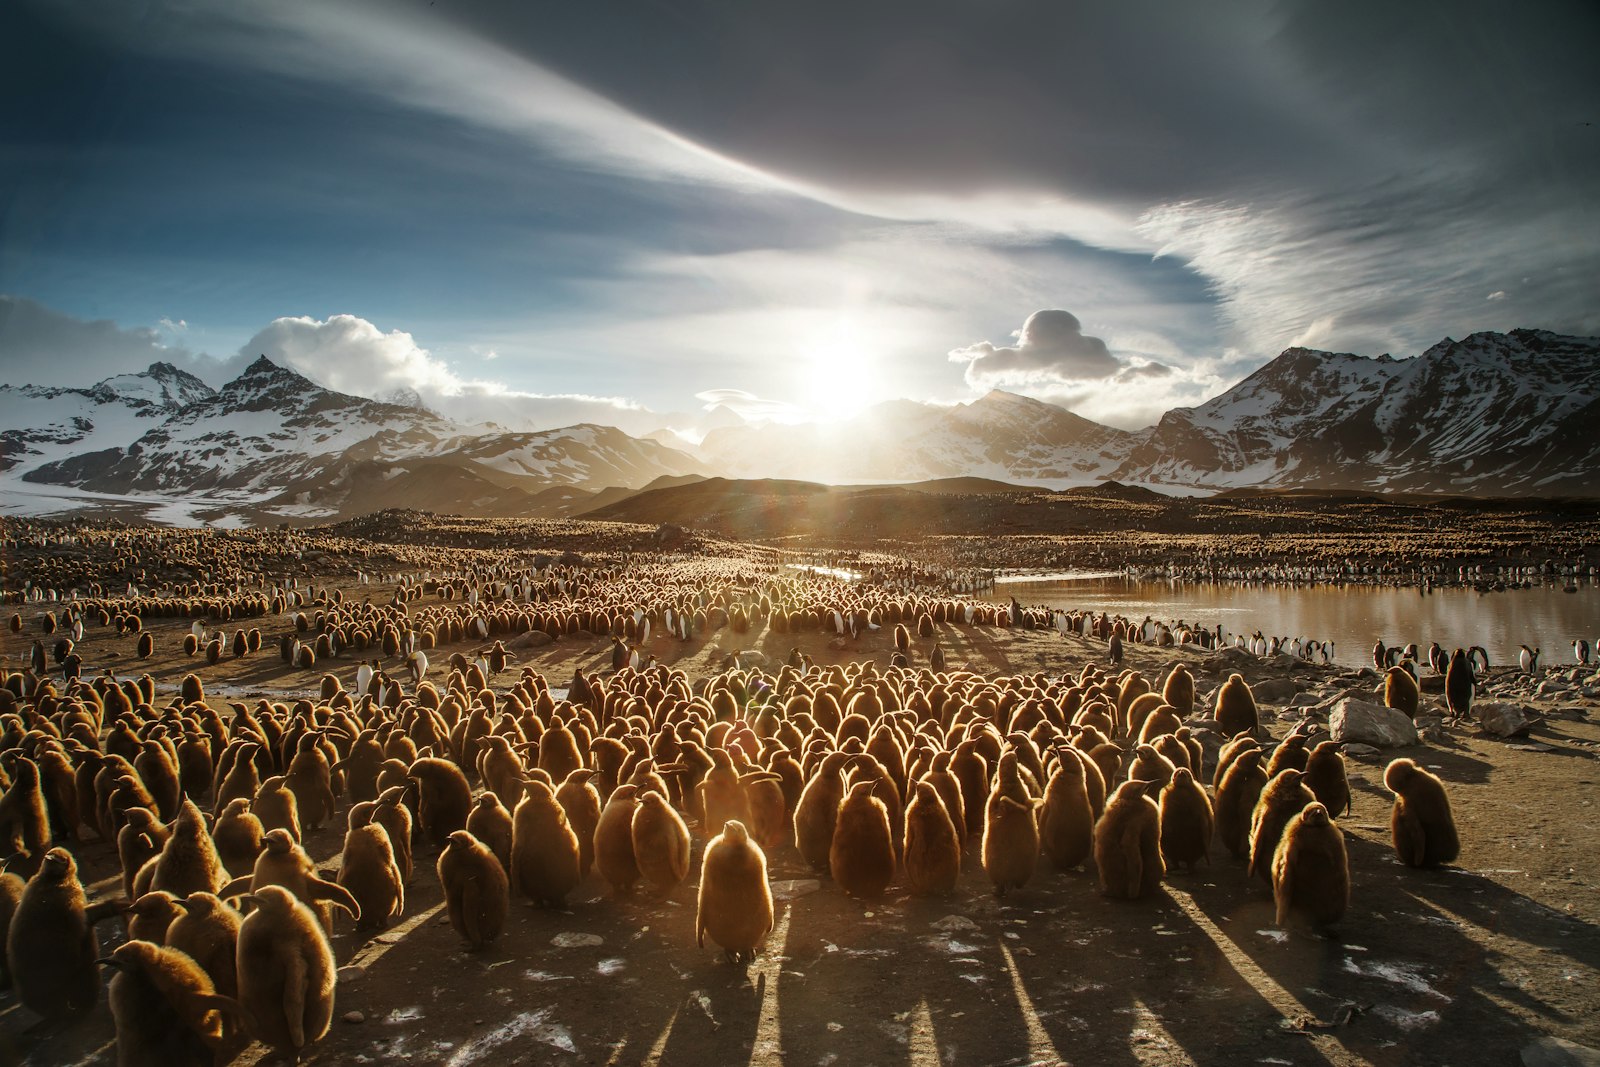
[95, 958, 124, 971]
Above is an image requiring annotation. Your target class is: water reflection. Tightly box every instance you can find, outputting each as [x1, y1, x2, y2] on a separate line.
[991, 577, 1600, 669]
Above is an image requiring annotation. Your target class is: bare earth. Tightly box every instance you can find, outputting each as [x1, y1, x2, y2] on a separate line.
[3, 594, 1599, 1067]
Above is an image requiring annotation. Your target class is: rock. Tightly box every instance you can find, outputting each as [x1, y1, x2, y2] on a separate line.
[1419, 674, 1446, 694]
[1341, 743, 1380, 757]
[1202, 647, 1256, 673]
[1252, 678, 1299, 705]
[732, 650, 768, 670]
[337, 965, 366, 984]
[512, 630, 554, 649]
[1289, 692, 1323, 708]
[770, 879, 821, 900]
[1537, 680, 1571, 698]
[342, 1010, 366, 1025]
[1329, 698, 1419, 748]
[932, 915, 980, 933]
[550, 932, 604, 949]
[1522, 1035, 1600, 1067]
[1476, 701, 1535, 739]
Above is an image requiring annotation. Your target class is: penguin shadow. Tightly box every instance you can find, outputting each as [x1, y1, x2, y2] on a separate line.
[771, 881, 1047, 1067]
[1211, 830, 1579, 1063]
[1513, 724, 1600, 761]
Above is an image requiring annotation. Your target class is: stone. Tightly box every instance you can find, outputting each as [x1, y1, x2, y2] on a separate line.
[1329, 698, 1420, 748]
[337, 965, 366, 984]
[342, 1010, 366, 1024]
[1252, 677, 1299, 705]
[513, 630, 554, 649]
[1476, 702, 1535, 738]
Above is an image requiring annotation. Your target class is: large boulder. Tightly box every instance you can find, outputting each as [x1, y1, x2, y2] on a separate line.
[1475, 701, 1535, 739]
[1251, 677, 1300, 705]
[1329, 698, 1420, 748]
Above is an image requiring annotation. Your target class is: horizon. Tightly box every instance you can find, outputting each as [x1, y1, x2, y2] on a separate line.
[3, 2, 1597, 440]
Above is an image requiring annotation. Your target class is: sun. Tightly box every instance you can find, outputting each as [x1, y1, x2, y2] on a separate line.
[795, 321, 884, 421]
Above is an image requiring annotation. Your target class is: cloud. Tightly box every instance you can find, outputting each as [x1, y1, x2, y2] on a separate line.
[0, 294, 200, 386]
[695, 388, 806, 423]
[240, 312, 659, 433]
[949, 310, 1124, 389]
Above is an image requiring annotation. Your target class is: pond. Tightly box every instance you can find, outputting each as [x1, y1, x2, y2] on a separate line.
[988, 576, 1600, 670]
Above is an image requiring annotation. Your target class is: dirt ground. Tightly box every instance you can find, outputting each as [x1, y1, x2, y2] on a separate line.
[3, 595, 1599, 1067]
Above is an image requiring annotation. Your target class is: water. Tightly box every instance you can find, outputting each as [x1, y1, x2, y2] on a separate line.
[991, 576, 1600, 669]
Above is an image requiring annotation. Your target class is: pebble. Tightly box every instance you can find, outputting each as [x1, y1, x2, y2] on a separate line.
[343, 1010, 366, 1024]
[338, 965, 367, 984]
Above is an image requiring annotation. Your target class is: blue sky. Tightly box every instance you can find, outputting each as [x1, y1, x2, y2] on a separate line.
[3, 0, 1596, 435]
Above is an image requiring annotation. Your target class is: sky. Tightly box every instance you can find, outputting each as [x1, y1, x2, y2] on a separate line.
[2, 0, 1597, 436]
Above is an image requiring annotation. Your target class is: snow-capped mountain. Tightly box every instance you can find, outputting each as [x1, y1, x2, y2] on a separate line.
[0, 361, 216, 473]
[695, 389, 1135, 486]
[6, 356, 705, 521]
[1111, 329, 1600, 495]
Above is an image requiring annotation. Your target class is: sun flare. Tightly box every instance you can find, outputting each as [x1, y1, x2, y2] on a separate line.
[796, 321, 884, 421]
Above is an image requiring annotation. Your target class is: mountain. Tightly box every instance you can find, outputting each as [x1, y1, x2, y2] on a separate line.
[1112, 329, 1600, 495]
[0, 361, 216, 474]
[7, 356, 705, 522]
[694, 389, 1136, 486]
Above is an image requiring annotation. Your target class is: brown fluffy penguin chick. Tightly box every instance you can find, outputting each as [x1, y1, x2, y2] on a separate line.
[1214, 674, 1259, 738]
[1384, 665, 1421, 719]
[1263, 733, 1310, 779]
[593, 784, 642, 894]
[118, 808, 168, 899]
[233, 884, 338, 1059]
[696, 820, 774, 964]
[1216, 748, 1269, 860]
[794, 751, 850, 872]
[371, 788, 415, 881]
[1094, 779, 1164, 901]
[1272, 803, 1349, 930]
[1248, 769, 1317, 884]
[250, 775, 301, 843]
[7, 848, 100, 1019]
[1162, 663, 1196, 717]
[99, 939, 226, 1067]
[509, 779, 581, 907]
[465, 792, 514, 873]
[1303, 741, 1352, 816]
[219, 829, 361, 930]
[126, 891, 184, 943]
[830, 780, 895, 900]
[0, 756, 50, 865]
[1158, 768, 1214, 873]
[166, 892, 241, 999]
[211, 799, 264, 881]
[554, 769, 602, 879]
[407, 757, 473, 850]
[903, 780, 961, 896]
[982, 794, 1039, 897]
[631, 790, 691, 896]
[1384, 758, 1460, 867]
[0, 871, 23, 988]
[1038, 755, 1094, 871]
[150, 799, 228, 898]
[1212, 732, 1260, 790]
[338, 823, 405, 930]
[1130, 744, 1178, 789]
[437, 830, 509, 951]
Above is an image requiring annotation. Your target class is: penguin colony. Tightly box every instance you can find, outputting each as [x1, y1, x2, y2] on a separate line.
[0, 519, 1494, 1062]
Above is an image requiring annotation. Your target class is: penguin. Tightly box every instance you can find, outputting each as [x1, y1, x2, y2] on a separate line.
[1384, 665, 1420, 720]
[212, 799, 265, 882]
[407, 757, 473, 850]
[554, 769, 602, 879]
[1216, 748, 1269, 860]
[1158, 767, 1213, 873]
[509, 779, 581, 907]
[1037, 751, 1094, 871]
[337, 821, 404, 930]
[1576, 638, 1591, 667]
[1444, 648, 1475, 721]
[1212, 731, 1260, 790]
[465, 793, 514, 873]
[696, 820, 773, 964]
[794, 751, 850, 873]
[594, 784, 642, 894]
[437, 830, 509, 951]
[1271, 802, 1348, 930]
[1372, 640, 1387, 670]
[0, 756, 51, 866]
[631, 790, 691, 896]
[6, 848, 102, 1020]
[219, 829, 360, 930]
[982, 793, 1039, 897]
[126, 890, 185, 943]
[232, 884, 341, 1059]
[1384, 758, 1460, 867]
[150, 799, 228, 899]
[1519, 644, 1540, 675]
[1248, 769, 1317, 884]
[0, 870, 24, 988]
[98, 939, 227, 1067]
[1107, 632, 1123, 666]
[1263, 731, 1311, 779]
[1303, 740, 1352, 817]
[166, 892, 242, 999]
[1094, 779, 1164, 901]
[903, 779, 961, 896]
[1213, 674, 1259, 738]
[830, 779, 896, 900]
